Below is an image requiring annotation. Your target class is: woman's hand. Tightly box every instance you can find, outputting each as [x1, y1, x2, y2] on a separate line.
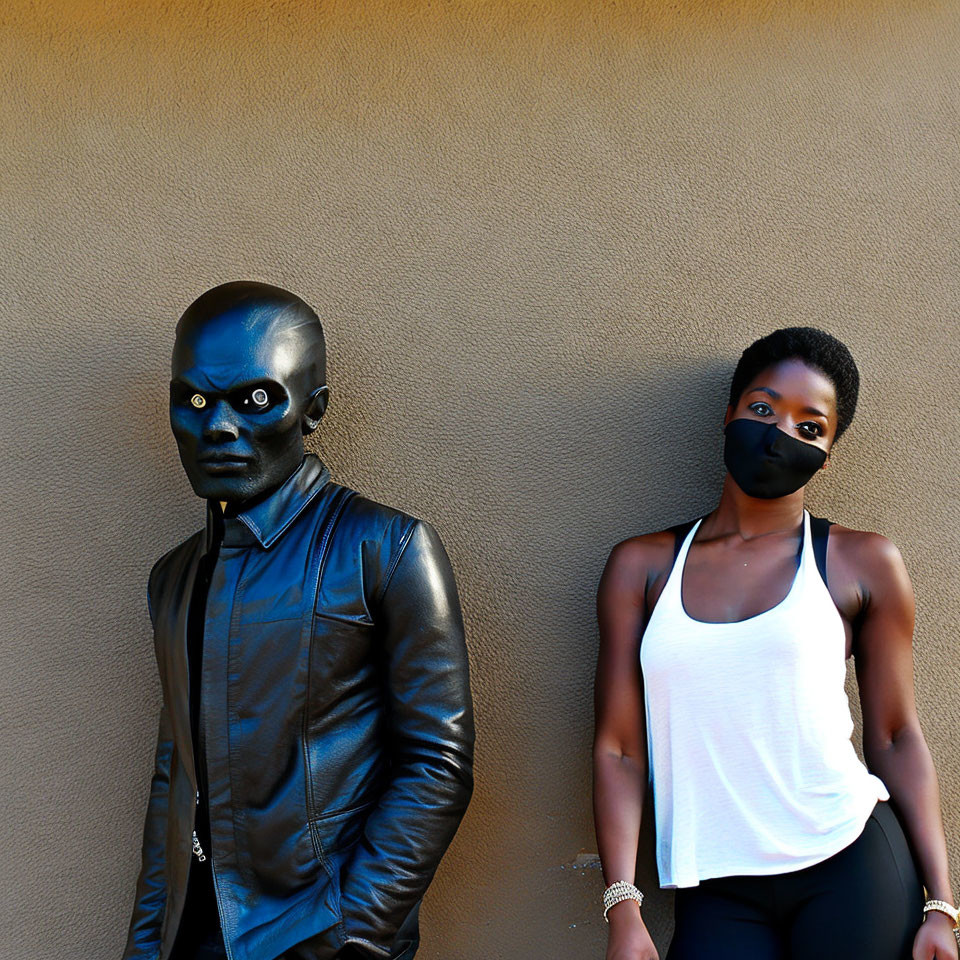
[605, 900, 659, 960]
[913, 911, 960, 959]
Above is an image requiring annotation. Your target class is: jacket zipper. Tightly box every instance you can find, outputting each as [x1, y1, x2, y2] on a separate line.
[195, 785, 234, 959]
[197, 544, 240, 960]
[191, 790, 206, 861]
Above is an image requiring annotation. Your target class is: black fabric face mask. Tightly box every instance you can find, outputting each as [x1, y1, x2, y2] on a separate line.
[723, 417, 827, 499]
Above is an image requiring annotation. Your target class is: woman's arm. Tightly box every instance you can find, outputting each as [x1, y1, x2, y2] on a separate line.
[593, 537, 659, 959]
[851, 531, 957, 956]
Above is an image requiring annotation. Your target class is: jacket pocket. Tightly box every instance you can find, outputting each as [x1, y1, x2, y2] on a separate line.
[308, 799, 376, 859]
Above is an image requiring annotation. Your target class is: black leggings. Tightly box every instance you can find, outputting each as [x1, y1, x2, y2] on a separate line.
[666, 800, 925, 960]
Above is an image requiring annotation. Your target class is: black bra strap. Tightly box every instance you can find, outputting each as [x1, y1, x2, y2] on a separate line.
[669, 517, 701, 567]
[809, 514, 834, 588]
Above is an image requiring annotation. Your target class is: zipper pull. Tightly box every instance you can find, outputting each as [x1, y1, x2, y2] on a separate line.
[192, 830, 207, 862]
[193, 789, 207, 861]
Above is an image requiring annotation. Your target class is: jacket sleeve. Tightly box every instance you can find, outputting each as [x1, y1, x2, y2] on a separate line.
[122, 576, 173, 958]
[338, 518, 475, 957]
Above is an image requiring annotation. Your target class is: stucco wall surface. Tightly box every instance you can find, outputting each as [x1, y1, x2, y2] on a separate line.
[1, 2, 959, 958]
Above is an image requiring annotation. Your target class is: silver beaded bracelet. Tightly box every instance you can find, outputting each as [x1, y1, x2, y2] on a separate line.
[603, 880, 644, 922]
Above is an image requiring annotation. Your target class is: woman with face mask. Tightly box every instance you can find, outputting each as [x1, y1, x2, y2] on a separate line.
[592, 327, 957, 960]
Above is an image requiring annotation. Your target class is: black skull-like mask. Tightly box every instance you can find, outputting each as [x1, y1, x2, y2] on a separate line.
[169, 281, 329, 505]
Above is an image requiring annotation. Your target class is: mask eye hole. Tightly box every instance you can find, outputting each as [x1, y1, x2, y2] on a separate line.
[190, 393, 207, 409]
[228, 384, 278, 413]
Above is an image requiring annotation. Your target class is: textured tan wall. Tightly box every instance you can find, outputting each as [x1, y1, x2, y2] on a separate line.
[2, 2, 959, 958]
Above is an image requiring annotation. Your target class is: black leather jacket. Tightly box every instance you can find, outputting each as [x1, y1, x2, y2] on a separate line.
[123, 454, 475, 960]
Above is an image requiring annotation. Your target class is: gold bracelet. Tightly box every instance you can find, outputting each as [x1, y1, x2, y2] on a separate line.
[923, 899, 960, 927]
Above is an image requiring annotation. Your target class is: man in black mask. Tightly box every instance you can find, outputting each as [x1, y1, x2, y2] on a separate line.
[123, 281, 475, 960]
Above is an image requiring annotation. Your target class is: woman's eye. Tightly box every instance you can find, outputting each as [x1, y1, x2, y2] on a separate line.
[749, 402, 772, 416]
[799, 422, 823, 438]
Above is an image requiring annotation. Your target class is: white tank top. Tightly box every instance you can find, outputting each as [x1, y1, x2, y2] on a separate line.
[639, 508, 890, 889]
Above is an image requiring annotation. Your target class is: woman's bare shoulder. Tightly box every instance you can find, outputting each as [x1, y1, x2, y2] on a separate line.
[601, 526, 681, 590]
[827, 521, 905, 565]
[824, 521, 911, 599]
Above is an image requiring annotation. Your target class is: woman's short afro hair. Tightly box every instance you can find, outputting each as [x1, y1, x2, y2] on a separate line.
[728, 326, 860, 440]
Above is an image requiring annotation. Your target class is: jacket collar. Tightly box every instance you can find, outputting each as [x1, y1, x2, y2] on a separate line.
[204, 453, 331, 550]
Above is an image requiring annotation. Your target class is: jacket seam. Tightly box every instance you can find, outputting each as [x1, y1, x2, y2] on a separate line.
[302, 486, 354, 870]
[375, 517, 420, 608]
[303, 485, 362, 953]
